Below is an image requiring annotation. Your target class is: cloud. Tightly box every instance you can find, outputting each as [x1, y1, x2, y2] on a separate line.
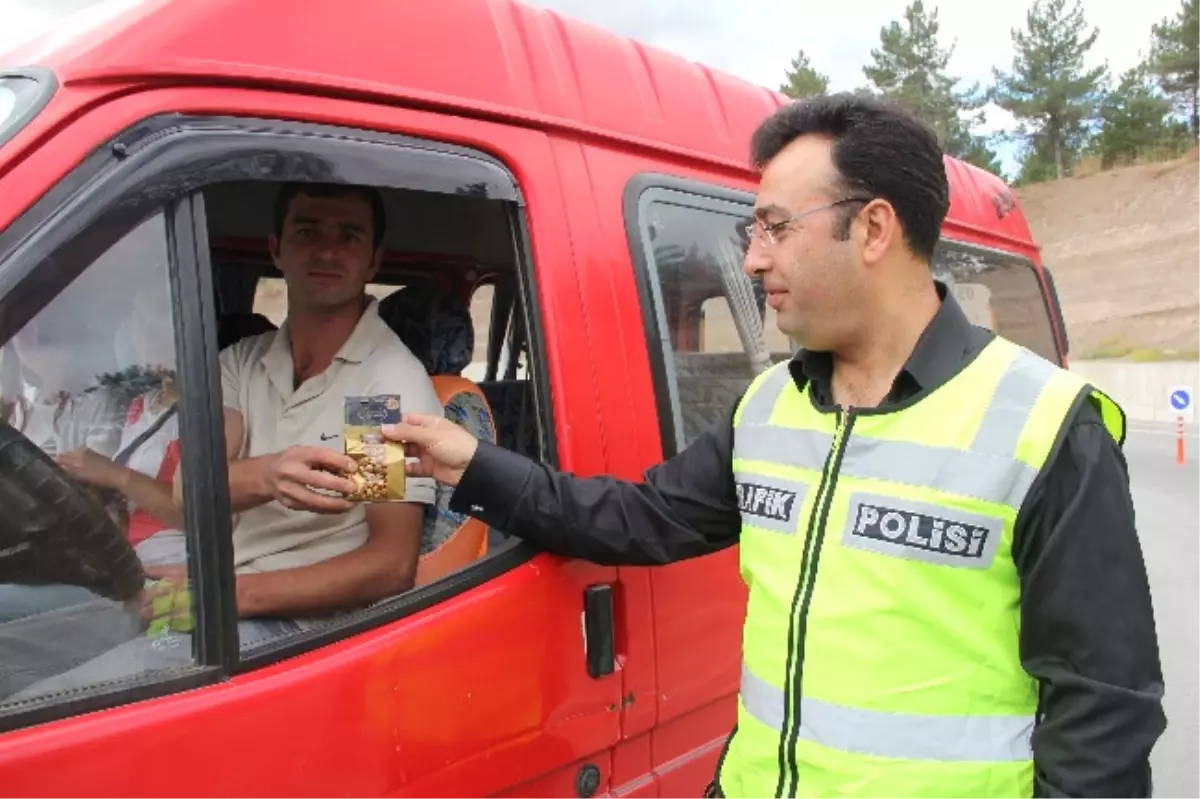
[0, 4, 55, 53]
[527, 0, 1177, 94]
[526, 0, 1178, 179]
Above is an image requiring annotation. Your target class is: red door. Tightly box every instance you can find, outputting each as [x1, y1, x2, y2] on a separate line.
[0, 85, 650, 797]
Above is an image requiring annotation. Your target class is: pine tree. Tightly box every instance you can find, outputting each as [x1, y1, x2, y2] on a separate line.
[1092, 66, 1190, 167]
[862, 0, 1001, 174]
[1148, 0, 1199, 137]
[991, 0, 1108, 180]
[780, 50, 830, 100]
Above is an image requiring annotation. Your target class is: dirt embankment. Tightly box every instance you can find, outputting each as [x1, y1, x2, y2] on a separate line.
[1016, 152, 1200, 358]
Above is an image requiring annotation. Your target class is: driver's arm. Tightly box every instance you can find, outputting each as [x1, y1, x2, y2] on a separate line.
[233, 501, 423, 617]
[172, 407, 273, 513]
[174, 338, 313, 514]
[215, 407, 282, 513]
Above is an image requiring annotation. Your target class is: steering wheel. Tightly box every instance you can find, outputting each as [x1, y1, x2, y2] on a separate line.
[0, 418, 145, 602]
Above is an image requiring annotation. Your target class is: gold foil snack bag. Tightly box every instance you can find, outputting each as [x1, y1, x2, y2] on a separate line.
[343, 395, 406, 502]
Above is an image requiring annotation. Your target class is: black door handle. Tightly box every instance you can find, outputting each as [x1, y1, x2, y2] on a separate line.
[583, 583, 615, 678]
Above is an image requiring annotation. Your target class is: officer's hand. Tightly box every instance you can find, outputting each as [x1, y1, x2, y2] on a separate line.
[383, 413, 478, 487]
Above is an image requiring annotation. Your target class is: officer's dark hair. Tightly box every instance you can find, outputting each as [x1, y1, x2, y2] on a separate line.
[749, 93, 950, 262]
[272, 182, 387, 251]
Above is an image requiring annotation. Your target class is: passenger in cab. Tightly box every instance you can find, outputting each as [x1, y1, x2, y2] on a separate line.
[56, 294, 184, 545]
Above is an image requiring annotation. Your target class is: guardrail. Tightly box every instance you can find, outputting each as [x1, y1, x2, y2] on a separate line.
[1070, 360, 1200, 423]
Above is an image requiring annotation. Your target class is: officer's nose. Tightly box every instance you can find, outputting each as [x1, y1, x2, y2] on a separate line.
[744, 238, 771, 279]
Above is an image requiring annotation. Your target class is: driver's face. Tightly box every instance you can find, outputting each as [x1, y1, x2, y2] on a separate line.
[270, 193, 381, 311]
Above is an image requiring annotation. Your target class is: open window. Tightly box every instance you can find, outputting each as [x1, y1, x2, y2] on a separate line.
[626, 177, 791, 455]
[202, 173, 550, 625]
[0, 114, 553, 728]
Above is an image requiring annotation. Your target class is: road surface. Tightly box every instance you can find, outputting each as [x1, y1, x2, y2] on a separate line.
[1126, 421, 1198, 798]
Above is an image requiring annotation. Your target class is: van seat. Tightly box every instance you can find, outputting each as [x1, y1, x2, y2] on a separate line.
[377, 284, 473, 376]
[217, 312, 277, 351]
[378, 288, 494, 584]
[478, 380, 536, 456]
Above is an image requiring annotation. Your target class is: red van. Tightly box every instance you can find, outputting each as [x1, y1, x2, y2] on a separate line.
[0, 0, 1072, 795]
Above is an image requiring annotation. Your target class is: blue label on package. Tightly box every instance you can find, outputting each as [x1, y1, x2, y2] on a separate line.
[344, 395, 402, 426]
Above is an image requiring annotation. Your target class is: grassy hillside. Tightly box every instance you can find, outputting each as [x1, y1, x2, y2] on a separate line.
[1017, 151, 1200, 360]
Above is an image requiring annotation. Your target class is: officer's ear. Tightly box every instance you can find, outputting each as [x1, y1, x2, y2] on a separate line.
[857, 198, 900, 268]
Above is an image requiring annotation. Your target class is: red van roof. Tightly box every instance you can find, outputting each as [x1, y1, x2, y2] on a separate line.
[1, 0, 1038, 254]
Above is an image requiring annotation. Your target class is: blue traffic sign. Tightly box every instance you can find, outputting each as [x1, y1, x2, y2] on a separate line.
[1170, 388, 1191, 411]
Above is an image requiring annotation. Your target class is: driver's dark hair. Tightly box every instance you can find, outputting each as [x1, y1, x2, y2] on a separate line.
[273, 182, 387, 251]
[749, 93, 950, 261]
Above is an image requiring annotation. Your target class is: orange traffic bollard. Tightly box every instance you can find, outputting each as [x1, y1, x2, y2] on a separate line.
[1178, 416, 1187, 466]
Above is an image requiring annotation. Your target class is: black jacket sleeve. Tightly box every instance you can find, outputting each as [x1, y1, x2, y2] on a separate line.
[1014, 394, 1166, 798]
[448, 410, 743, 566]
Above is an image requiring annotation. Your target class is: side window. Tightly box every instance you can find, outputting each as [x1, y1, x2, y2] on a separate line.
[932, 241, 1061, 363]
[632, 185, 789, 451]
[0, 210, 201, 708]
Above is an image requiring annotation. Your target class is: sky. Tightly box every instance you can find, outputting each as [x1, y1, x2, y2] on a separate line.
[1, 0, 1185, 178]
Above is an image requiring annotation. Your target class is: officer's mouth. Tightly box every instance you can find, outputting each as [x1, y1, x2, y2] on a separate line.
[765, 289, 788, 309]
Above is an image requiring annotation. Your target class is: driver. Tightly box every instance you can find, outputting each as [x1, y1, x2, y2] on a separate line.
[162, 181, 441, 634]
[1, 182, 441, 699]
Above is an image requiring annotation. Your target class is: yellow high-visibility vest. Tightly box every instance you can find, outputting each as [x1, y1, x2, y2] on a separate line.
[719, 335, 1125, 798]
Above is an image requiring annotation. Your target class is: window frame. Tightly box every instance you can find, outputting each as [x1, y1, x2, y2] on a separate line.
[1040, 265, 1070, 360]
[0, 112, 558, 726]
[0, 196, 231, 733]
[932, 237, 1066, 366]
[623, 173, 757, 458]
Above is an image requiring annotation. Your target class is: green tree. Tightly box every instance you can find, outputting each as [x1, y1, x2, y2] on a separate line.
[959, 136, 1005, 175]
[862, 0, 1001, 174]
[1148, 0, 1199, 137]
[779, 50, 830, 100]
[1014, 144, 1059, 185]
[992, 0, 1108, 180]
[1092, 66, 1190, 167]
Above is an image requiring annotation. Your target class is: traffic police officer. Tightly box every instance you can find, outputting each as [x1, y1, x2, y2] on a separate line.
[385, 94, 1165, 797]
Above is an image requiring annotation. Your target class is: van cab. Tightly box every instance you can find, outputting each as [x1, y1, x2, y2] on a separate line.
[0, 1, 1071, 795]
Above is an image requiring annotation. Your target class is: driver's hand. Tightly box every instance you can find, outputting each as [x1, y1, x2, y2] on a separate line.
[264, 445, 359, 513]
[56, 447, 126, 489]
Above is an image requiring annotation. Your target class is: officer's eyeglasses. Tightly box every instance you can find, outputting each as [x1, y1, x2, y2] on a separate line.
[744, 197, 872, 247]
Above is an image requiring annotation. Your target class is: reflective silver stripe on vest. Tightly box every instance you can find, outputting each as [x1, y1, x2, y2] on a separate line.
[738, 422, 1038, 508]
[838, 437, 1038, 508]
[736, 364, 794, 426]
[734, 425, 832, 473]
[970, 346, 1059, 458]
[733, 344, 1056, 508]
[741, 663, 1034, 762]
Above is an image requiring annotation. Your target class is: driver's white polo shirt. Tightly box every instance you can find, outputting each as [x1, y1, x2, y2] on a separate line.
[219, 298, 439, 574]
